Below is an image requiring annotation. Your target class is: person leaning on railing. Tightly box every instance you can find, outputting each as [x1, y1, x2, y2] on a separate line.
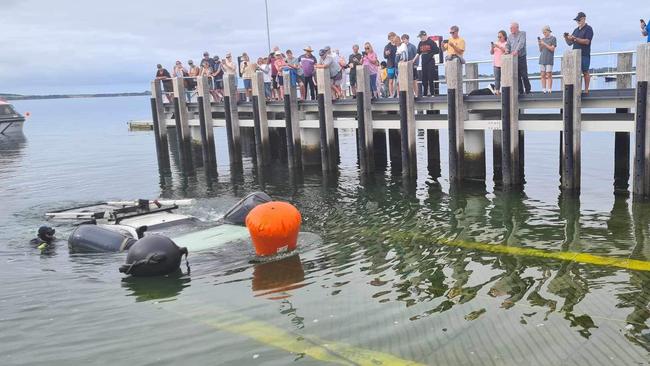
[155, 64, 173, 103]
[506, 22, 531, 94]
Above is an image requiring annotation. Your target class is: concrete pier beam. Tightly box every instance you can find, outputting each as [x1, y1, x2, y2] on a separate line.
[150, 80, 171, 173]
[172, 77, 194, 173]
[615, 52, 633, 191]
[398, 61, 417, 177]
[356, 65, 375, 174]
[223, 73, 242, 169]
[196, 76, 217, 173]
[500, 54, 521, 188]
[561, 49, 582, 193]
[464, 63, 486, 182]
[446, 58, 464, 182]
[316, 68, 337, 172]
[633, 44, 650, 200]
[283, 70, 302, 170]
[252, 71, 271, 167]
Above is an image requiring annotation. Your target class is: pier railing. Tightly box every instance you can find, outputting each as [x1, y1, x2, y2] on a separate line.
[149, 44, 650, 200]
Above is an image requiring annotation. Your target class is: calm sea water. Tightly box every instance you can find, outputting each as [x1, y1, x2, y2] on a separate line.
[1, 95, 649, 365]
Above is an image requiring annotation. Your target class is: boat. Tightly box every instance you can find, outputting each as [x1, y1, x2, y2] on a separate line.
[0, 101, 26, 136]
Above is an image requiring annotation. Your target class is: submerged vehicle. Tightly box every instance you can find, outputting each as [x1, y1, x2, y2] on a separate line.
[0, 101, 26, 136]
[56, 193, 273, 253]
[47, 199, 199, 239]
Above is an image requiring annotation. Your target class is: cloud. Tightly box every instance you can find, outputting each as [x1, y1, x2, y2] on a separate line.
[1, 0, 647, 94]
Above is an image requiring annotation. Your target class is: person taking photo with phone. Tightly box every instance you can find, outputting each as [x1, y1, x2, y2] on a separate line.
[564, 12, 594, 93]
[538, 25, 557, 93]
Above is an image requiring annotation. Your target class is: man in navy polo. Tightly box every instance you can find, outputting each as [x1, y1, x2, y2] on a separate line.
[564, 12, 594, 93]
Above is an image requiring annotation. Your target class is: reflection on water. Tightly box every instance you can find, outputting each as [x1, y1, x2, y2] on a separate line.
[121, 271, 191, 302]
[2, 97, 650, 365]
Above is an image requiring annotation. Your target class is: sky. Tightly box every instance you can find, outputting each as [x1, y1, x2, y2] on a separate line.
[1, 0, 648, 94]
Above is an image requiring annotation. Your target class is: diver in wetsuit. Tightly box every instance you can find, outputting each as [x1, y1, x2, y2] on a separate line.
[30, 226, 57, 251]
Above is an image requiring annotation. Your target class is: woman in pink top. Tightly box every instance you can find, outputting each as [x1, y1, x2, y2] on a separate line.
[361, 42, 380, 98]
[490, 30, 508, 95]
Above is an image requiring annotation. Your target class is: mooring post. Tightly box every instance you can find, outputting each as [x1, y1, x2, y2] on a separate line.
[172, 77, 194, 172]
[615, 52, 633, 191]
[633, 44, 650, 200]
[196, 76, 217, 173]
[356, 64, 375, 174]
[252, 71, 271, 167]
[223, 73, 242, 169]
[561, 49, 582, 193]
[151, 80, 171, 173]
[316, 68, 337, 171]
[446, 58, 464, 182]
[398, 61, 417, 177]
[464, 63, 486, 182]
[282, 70, 302, 170]
[500, 54, 521, 188]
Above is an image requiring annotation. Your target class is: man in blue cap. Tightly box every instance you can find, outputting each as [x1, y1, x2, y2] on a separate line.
[564, 11, 594, 93]
[30, 226, 57, 251]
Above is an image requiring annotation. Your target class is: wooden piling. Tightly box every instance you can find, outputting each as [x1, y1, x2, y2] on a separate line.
[500, 54, 521, 188]
[398, 61, 417, 177]
[252, 71, 271, 167]
[283, 70, 302, 170]
[150, 80, 170, 173]
[196, 76, 217, 173]
[633, 44, 650, 199]
[223, 73, 242, 168]
[446, 58, 464, 182]
[561, 49, 582, 192]
[615, 52, 633, 191]
[316, 68, 337, 171]
[172, 77, 194, 172]
[356, 65, 375, 174]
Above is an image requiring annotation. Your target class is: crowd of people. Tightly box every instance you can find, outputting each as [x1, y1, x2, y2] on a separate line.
[156, 12, 650, 103]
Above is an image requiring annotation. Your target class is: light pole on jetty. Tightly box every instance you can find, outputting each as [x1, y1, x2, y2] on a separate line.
[264, 0, 271, 54]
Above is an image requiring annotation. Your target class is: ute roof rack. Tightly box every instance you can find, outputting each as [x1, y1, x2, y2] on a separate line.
[45, 199, 193, 222]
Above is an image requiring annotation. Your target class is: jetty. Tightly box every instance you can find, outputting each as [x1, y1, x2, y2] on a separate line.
[148, 44, 650, 199]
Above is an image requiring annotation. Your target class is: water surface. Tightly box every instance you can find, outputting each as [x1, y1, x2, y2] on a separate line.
[1, 96, 649, 365]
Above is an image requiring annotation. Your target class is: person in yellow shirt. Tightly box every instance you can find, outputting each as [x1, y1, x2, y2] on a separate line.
[379, 61, 388, 98]
[443, 25, 466, 63]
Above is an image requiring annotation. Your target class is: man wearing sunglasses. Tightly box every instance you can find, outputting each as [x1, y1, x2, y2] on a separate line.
[443, 25, 465, 63]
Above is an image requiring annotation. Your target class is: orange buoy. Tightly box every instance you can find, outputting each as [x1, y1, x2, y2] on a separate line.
[245, 201, 301, 256]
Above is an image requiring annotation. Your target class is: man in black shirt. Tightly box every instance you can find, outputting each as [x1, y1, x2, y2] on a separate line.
[348, 44, 363, 95]
[414, 30, 440, 97]
[155, 64, 173, 103]
[384, 32, 398, 97]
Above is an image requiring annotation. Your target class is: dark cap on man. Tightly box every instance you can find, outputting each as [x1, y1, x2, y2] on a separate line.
[573, 11, 586, 21]
[418, 30, 427, 37]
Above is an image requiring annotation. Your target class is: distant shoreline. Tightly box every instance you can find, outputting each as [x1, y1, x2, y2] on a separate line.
[0, 92, 151, 101]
